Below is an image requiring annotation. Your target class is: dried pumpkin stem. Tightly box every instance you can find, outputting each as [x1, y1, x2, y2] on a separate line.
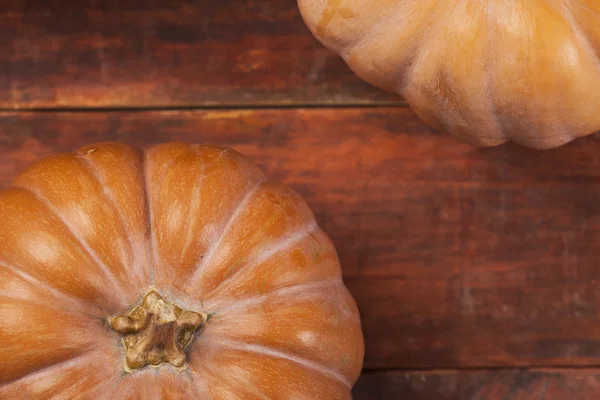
[109, 290, 206, 371]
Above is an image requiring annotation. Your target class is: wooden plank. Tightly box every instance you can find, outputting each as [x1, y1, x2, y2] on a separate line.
[353, 369, 600, 399]
[3, 108, 600, 369]
[0, 0, 400, 108]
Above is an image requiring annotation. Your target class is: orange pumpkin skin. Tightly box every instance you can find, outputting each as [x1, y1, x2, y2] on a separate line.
[298, 0, 600, 149]
[0, 143, 364, 399]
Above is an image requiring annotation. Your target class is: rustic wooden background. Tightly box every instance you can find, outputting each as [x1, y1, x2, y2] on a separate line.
[3, 1, 600, 398]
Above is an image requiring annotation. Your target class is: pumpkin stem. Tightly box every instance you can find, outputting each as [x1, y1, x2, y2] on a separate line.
[109, 290, 206, 372]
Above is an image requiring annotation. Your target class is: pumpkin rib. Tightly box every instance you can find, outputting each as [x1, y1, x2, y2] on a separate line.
[188, 362, 268, 400]
[0, 349, 101, 390]
[338, 5, 399, 59]
[202, 281, 363, 386]
[13, 185, 129, 307]
[485, 1, 523, 145]
[75, 143, 154, 291]
[178, 146, 237, 281]
[145, 145, 269, 288]
[143, 144, 192, 285]
[395, 2, 463, 128]
[177, 162, 207, 278]
[398, 2, 457, 97]
[0, 258, 103, 318]
[441, 1, 506, 145]
[565, 1, 600, 72]
[0, 306, 111, 386]
[208, 278, 341, 315]
[339, 1, 427, 93]
[385, 4, 462, 135]
[482, 3, 507, 146]
[142, 148, 157, 285]
[508, 0, 587, 147]
[188, 342, 352, 399]
[559, 1, 600, 131]
[188, 364, 217, 399]
[185, 177, 267, 292]
[205, 219, 319, 300]
[75, 152, 145, 288]
[214, 339, 352, 390]
[102, 367, 203, 399]
[190, 371, 261, 400]
[164, 145, 210, 279]
[0, 345, 123, 398]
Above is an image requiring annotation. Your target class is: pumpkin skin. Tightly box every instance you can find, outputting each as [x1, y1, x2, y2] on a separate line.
[0, 142, 364, 399]
[298, 0, 600, 149]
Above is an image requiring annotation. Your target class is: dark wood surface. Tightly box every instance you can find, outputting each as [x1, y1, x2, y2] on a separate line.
[0, 0, 400, 108]
[2, 1, 600, 399]
[353, 369, 600, 399]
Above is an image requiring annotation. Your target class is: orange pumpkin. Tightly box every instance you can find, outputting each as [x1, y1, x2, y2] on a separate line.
[0, 142, 364, 399]
[298, 0, 600, 149]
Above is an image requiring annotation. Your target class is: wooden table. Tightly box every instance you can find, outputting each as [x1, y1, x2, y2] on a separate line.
[3, 2, 600, 398]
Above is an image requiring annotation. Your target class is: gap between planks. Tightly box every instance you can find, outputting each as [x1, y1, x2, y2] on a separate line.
[361, 365, 600, 373]
[0, 102, 407, 113]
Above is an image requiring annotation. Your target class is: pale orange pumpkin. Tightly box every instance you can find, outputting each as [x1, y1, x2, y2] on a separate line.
[0, 142, 364, 399]
[298, 0, 600, 149]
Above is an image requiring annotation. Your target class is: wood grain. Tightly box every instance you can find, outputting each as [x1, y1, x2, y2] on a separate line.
[353, 368, 600, 399]
[3, 108, 600, 370]
[0, 0, 400, 109]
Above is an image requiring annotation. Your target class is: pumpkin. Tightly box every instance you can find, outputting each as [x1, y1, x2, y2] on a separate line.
[0, 142, 364, 399]
[298, 0, 600, 149]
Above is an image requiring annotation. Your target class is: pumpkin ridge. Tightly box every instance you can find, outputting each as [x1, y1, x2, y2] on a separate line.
[562, 1, 600, 79]
[402, 2, 458, 97]
[76, 151, 143, 288]
[144, 144, 250, 286]
[393, 1, 461, 102]
[0, 347, 99, 389]
[208, 278, 341, 315]
[177, 164, 206, 274]
[556, 1, 600, 141]
[0, 258, 103, 318]
[12, 185, 129, 307]
[187, 368, 210, 398]
[142, 148, 157, 285]
[178, 146, 233, 275]
[214, 339, 352, 389]
[481, 2, 507, 145]
[185, 177, 267, 292]
[339, 1, 428, 92]
[206, 220, 319, 300]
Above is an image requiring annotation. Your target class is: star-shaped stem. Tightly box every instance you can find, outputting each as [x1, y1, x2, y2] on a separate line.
[109, 290, 206, 371]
